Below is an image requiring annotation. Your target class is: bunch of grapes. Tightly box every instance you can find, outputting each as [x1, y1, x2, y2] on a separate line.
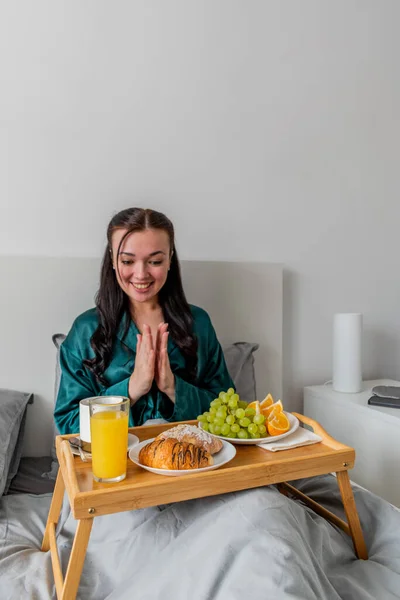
[197, 388, 267, 439]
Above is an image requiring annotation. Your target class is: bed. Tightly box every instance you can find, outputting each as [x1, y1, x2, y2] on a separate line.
[1, 258, 400, 600]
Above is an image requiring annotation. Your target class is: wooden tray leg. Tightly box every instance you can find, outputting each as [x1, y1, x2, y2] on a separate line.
[61, 518, 93, 600]
[336, 470, 368, 560]
[42, 468, 65, 552]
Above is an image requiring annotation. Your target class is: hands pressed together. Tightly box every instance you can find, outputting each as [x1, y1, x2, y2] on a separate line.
[128, 323, 176, 405]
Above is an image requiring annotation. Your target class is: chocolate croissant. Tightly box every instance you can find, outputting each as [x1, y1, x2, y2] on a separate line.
[156, 424, 223, 455]
[139, 438, 213, 470]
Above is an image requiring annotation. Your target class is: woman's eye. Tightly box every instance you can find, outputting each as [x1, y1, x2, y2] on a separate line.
[149, 260, 163, 266]
[121, 260, 133, 266]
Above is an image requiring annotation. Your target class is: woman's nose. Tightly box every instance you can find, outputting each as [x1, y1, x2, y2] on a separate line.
[133, 261, 147, 279]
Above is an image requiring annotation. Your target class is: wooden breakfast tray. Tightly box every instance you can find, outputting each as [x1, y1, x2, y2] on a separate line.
[41, 413, 368, 600]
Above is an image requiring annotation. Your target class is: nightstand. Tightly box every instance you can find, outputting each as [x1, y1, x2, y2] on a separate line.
[304, 379, 400, 508]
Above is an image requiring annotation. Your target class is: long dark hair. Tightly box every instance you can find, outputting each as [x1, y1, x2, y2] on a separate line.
[83, 208, 198, 385]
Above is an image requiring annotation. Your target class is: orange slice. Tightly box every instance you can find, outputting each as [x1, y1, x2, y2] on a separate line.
[260, 393, 274, 410]
[268, 412, 290, 436]
[247, 400, 260, 415]
[261, 399, 283, 420]
[266, 400, 284, 422]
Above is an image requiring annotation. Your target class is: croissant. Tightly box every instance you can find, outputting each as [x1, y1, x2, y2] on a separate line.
[156, 424, 223, 455]
[139, 438, 213, 470]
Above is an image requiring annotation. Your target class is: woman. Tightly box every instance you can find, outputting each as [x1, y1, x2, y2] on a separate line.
[54, 207, 234, 434]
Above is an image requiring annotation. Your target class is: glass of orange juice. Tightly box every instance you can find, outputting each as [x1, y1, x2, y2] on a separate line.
[89, 396, 129, 483]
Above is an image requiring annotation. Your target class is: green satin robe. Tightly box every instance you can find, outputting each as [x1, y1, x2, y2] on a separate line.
[54, 305, 234, 434]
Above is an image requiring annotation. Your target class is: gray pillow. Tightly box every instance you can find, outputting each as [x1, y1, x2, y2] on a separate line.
[8, 456, 55, 495]
[0, 388, 33, 497]
[223, 342, 259, 402]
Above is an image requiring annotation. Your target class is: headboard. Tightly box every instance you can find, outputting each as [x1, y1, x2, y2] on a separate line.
[0, 257, 282, 456]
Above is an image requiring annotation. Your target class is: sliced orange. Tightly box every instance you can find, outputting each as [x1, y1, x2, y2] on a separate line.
[247, 400, 260, 415]
[267, 400, 284, 421]
[261, 399, 283, 420]
[260, 393, 274, 410]
[268, 412, 290, 436]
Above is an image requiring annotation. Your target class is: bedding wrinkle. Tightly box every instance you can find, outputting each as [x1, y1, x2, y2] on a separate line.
[0, 502, 9, 552]
[236, 488, 343, 600]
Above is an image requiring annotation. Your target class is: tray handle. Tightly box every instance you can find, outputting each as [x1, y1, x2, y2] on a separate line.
[56, 437, 80, 499]
[292, 412, 345, 449]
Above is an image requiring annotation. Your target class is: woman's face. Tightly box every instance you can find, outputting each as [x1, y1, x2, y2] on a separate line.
[111, 227, 172, 307]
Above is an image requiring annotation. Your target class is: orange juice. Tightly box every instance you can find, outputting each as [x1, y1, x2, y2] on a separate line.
[90, 411, 129, 481]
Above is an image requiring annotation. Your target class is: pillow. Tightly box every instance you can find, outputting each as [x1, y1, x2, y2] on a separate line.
[223, 342, 259, 402]
[42, 333, 66, 481]
[0, 388, 33, 497]
[8, 456, 55, 495]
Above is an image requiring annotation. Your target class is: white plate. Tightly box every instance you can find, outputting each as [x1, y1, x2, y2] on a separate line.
[70, 433, 139, 458]
[199, 412, 299, 445]
[129, 437, 236, 477]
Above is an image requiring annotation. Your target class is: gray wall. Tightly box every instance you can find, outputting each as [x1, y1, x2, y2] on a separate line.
[1, 1, 399, 412]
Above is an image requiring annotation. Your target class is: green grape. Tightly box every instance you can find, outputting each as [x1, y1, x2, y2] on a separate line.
[214, 417, 225, 427]
[258, 424, 267, 434]
[221, 393, 230, 404]
[245, 407, 256, 417]
[216, 408, 227, 419]
[248, 423, 258, 435]
[214, 425, 222, 435]
[250, 432, 259, 439]
[228, 397, 238, 409]
[229, 431, 237, 438]
[230, 423, 240, 433]
[226, 414, 235, 425]
[218, 391, 226, 399]
[221, 423, 231, 436]
[238, 428, 249, 439]
[207, 414, 215, 423]
[239, 417, 251, 428]
[227, 387, 235, 396]
[253, 414, 265, 425]
[208, 423, 216, 434]
[201, 422, 209, 432]
[238, 400, 248, 409]
[203, 411, 210, 419]
[197, 414, 207, 422]
[235, 408, 245, 419]
[209, 407, 217, 415]
[210, 399, 222, 409]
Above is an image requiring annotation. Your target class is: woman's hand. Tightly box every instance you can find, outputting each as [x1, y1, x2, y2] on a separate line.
[128, 324, 155, 404]
[155, 322, 176, 402]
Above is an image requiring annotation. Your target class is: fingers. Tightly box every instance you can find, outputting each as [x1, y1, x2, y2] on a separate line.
[148, 347, 155, 369]
[157, 332, 170, 374]
[136, 327, 155, 371]
[137, 324, 170, 382]
[142, 324, 154, 351]
[156, 322, 168, 354]
[161, 329, 169, 353]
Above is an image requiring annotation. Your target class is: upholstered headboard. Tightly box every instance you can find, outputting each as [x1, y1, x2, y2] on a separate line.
[0, 257, 282, 456]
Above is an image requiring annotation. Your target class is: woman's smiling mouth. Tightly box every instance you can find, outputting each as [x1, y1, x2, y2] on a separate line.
[131, 282, 153, 290]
